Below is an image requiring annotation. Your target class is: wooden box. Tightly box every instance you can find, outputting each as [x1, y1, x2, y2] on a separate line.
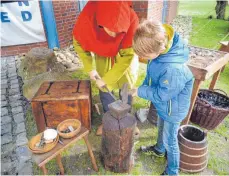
[31, 80, 91, 132]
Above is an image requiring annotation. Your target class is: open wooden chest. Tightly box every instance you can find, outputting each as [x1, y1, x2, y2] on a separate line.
[31, 80, 91, 132]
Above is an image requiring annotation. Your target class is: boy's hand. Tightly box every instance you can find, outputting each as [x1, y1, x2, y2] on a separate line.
[89, 70, 101, 80]
[129, 88, 138, 97]
[96, 79, 106, 89]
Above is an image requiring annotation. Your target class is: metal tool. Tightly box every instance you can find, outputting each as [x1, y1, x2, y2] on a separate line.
[73, 80, 81, 93]
[95, 75, 116, 100]
[58, 139, 64, 145]
[42, 81, 54, 95]
[120, 83, 128, 104]
[76, 80, 81, 93]
[38, 132, 45, 148]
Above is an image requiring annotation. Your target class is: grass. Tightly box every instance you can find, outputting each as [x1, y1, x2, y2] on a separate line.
[190, 17, 229, 49]
[179, 1, 229, 19]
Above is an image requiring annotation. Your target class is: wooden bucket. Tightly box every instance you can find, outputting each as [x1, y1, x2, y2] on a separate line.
[178, 125, 208, 173]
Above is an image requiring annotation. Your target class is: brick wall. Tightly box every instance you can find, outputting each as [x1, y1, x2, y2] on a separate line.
[133, 0, 178, 24]
[0, 42, 48, 57]
[165, 1, 179, 24]
[147, 1, 164, 21]
[52, 0, 79, 48]
[132, 1, 148, 20]
[133, 1, 163, 21]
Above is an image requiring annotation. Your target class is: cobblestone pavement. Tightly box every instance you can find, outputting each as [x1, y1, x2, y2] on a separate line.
[1, 56, 32, 175]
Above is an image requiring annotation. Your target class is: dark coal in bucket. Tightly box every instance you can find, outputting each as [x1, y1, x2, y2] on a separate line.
[180, 126, 205, 142]
[198, 91, 229, 109]
[190, 89, 229, 130]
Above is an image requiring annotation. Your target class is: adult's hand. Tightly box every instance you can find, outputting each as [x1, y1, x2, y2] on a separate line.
[96, 79, 106, 89]
[89, 70, 101, 80]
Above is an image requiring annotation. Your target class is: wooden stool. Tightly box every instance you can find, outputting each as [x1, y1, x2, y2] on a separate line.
[182, 47, 229, 125]
[31, 127, 98, 175]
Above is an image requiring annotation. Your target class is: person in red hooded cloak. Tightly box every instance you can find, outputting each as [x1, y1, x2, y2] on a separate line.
[73, 1, 139, 135]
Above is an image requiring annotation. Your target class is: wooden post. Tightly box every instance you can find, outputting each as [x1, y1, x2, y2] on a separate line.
[221, 65, 226, 72]
[182, 79, 202, 125]
[209, 69, 221, 90]
[41, 165, 48, 175]
[101, 112, 136, 173]
[83, 135, 98, 172]
[56, 154, 65, 175]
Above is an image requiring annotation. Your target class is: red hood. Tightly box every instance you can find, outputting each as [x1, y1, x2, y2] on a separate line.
[73, 1, 138, 57]
[96, 1, 131, 33]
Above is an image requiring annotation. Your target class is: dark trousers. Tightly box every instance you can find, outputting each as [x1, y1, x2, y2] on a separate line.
[99, 90, 132, 113]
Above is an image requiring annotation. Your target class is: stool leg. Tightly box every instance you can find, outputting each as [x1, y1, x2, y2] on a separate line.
[56, 154, 65, 175]
[209, 69, 221, 90]
[182, 79, 202, 125]
[41, 165, 48, 175]
[83, 135, 98, 172]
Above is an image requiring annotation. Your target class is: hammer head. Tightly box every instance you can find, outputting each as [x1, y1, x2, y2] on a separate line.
[120, 83, 129, 104]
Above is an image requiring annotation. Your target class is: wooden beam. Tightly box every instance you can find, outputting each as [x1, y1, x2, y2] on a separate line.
[56, 154, 64, 175]
[182, 79, 202, 125]
[209, 69, 221, 90]
[83, 135, 98, 172]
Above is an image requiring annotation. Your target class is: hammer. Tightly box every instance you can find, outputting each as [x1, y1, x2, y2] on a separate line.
[95, 75, 117, 100]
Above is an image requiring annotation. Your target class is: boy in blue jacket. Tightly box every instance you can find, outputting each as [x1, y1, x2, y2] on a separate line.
[131, 20, 194, 175]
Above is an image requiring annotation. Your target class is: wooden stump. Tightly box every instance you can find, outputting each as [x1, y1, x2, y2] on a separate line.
[101, 112, 136, 173]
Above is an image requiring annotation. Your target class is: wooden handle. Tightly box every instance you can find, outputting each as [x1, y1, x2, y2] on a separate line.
[94, 75, 100, 80]
[95, 75, 116, 100]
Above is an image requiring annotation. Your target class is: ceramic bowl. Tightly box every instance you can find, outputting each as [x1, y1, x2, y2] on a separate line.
[43, 129, 58, 143]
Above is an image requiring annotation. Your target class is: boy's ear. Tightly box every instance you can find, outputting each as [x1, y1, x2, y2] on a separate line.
[160, 45, 166, 53]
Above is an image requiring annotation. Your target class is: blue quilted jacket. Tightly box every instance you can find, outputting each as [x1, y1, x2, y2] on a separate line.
[138, 33, 194, 123]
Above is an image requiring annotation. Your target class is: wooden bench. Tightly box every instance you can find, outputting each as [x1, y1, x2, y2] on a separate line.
[31, 127, 98, 175]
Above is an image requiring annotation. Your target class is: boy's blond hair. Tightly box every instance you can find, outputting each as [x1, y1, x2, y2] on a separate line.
[133, 20, 167, 57]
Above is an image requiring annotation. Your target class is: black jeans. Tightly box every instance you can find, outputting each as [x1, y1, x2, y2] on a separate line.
[99, 90, 132, 113]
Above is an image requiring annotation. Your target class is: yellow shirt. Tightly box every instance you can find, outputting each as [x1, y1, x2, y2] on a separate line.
[162, 24, 175, 54]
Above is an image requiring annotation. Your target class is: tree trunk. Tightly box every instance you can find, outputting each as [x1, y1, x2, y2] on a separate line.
[215, 0, 227, 20]
[101, 112, 136, 173]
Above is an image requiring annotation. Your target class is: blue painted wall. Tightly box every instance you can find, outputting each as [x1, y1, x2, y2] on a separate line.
[40, 1, 60, 49]
[78, 1, 88, 12]
[162, 0, 168, 24]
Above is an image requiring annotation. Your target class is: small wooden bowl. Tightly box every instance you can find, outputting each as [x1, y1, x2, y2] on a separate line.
[28, 132, 59, 154]
[57, 119, 81, 139]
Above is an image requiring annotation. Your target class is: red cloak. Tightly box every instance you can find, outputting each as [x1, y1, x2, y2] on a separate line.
[73, 1, 138, 57]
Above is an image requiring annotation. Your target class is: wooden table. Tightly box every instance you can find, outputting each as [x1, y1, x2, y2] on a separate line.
[182, 46, 229, 125]
[32, 127, 98, 175]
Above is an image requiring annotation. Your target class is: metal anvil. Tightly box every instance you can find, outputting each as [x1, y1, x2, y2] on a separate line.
[107, 83, 131, 120]
[108, 100, 131, 120]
